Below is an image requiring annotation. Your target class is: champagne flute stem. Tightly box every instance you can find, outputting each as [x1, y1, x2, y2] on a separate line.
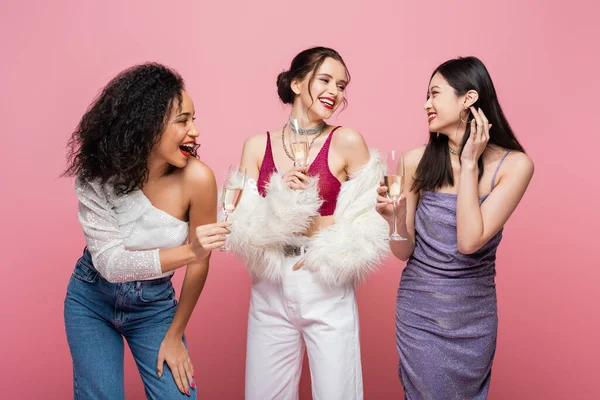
[220, 211, 231, 251]
[392, 201, 398, 236]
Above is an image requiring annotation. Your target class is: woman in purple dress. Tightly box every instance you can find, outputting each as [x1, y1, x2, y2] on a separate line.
[376, 56, 534, 399]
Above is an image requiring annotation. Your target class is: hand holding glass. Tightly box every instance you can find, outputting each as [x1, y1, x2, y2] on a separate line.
[218, 165, 246, 251]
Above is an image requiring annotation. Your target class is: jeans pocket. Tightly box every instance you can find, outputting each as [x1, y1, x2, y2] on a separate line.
[138, 280, 175, 303]
[71, 259, 99, 284]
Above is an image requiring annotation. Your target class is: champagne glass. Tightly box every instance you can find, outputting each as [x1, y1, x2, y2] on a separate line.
[218, 164, 246, 251]
[290, 118, 309, 168]
[385, 150, 407, 241]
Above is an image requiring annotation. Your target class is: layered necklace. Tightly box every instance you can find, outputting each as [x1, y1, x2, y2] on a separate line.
[281, 117, 326, 163]
[288, 115, 326, 135]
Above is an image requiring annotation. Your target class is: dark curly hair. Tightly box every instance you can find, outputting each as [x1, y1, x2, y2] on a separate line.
[276, 46, 350, 109]
[64, 63, 185, 195]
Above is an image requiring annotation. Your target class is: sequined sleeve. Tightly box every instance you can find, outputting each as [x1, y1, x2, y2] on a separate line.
[75, 178, 162, 283]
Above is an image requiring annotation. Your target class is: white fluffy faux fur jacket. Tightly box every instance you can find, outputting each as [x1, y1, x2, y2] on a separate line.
[227, 150, 389, 287]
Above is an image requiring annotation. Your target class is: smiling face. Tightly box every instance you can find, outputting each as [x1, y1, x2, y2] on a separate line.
[424, 72, 470, 136]
[292, 57, 348, 122]
[151, 90, 200, 169]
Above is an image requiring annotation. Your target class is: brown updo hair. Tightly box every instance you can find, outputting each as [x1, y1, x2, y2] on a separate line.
[276, 46, 350, 106]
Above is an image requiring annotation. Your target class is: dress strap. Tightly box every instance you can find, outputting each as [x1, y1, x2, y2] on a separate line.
[310, 126, 340, 165]
[323, 126, 341, 147]
[330, 125, 342, 135]
[491, 150, 512, 191]
[258, 132, 276, 174]
[265, 131, 273, 158]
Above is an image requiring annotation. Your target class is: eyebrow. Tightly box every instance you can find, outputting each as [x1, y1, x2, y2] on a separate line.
[175, 112, 194, 119]
[430, 85, 441, 91]
[318, 73, 347, 85]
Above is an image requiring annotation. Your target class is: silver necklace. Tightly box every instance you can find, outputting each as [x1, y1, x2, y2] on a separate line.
[448, 146, 460, 156]
[281, 123, 325, 162]
[288, 115, 326, 135]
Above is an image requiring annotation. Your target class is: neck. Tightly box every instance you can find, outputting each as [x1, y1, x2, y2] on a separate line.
[146, 155, 171, 183]
[445, 122, 467, 151]
[290, 106, 324, 129]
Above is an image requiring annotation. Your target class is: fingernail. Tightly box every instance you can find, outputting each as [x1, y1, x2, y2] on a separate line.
[191, 381, 196, 389]
[186, 389, 190, 395]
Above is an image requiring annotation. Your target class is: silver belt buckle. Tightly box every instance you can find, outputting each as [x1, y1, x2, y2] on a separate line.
[284, 245, 306, 257]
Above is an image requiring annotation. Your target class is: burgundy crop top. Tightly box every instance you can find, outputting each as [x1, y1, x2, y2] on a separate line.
[256, 127, 342, 216]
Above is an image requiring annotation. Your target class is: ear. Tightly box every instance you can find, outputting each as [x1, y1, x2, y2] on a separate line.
[461, 90, 479, 108]
[291, 79, 301, 96]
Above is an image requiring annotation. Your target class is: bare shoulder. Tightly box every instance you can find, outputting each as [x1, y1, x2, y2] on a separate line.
[404, 145, 427, 170]
[331, 127, 368, 160]
[331, 126, 366, 148]
[244, 132, 268, 148]
[504, 150, 534, 179]
[242, 132, 268, 158]
[182, 158, 216, 188]
[331, 127, 369, 170]
[181, 159, 218, 220]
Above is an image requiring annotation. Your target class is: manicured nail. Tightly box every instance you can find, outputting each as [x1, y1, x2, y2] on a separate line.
[191, 381, 196, 389]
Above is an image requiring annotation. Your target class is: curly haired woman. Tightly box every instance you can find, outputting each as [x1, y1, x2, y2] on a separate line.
[63, 63, 230, 399]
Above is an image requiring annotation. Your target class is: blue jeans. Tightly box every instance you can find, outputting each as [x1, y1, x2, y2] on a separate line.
[64, 249, 196, 399]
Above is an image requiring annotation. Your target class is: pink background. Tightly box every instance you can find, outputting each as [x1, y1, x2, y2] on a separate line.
[1, 0, 598, 398]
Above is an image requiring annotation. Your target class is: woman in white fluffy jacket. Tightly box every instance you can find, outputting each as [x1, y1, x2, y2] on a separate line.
[227, 46, 389, 400]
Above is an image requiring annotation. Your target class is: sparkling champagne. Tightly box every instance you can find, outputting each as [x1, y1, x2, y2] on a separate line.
[222, 187, 243, 213]
[384, 175, 404, 202]
[291, 141, 309, 167]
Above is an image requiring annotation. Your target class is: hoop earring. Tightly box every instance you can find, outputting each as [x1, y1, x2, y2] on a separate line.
[460, 108, 472, 123]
